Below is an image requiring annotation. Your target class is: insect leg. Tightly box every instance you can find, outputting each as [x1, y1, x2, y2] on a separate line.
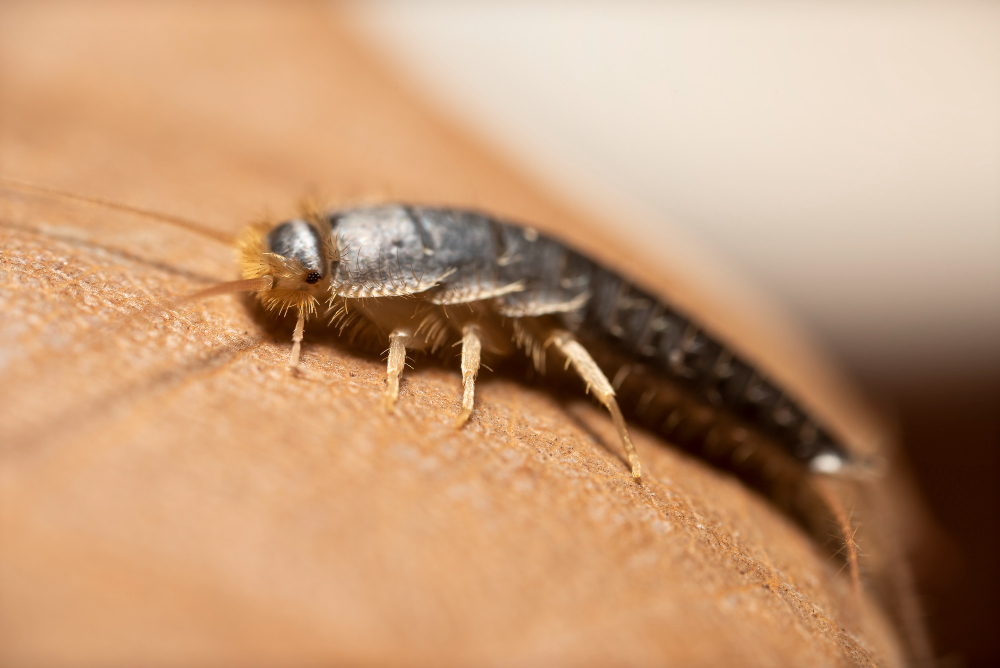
[455, 324, 482, 427]
[547, 330, 643, 480]
[385, 330, 411, 411]
[288, 307, 306, 370]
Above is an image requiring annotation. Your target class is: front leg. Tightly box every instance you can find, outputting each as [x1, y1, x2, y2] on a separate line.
[288, 307, 306, 370]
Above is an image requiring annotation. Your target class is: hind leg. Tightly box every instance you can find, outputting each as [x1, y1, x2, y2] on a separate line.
[813, 476, 861, 589]
[547, 330, 642, 480]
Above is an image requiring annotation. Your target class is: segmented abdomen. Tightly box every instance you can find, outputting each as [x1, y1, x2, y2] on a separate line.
[583, 267, 848, 467]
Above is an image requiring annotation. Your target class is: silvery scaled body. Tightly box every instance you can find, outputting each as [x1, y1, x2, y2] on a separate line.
[266, 204, 852, 473]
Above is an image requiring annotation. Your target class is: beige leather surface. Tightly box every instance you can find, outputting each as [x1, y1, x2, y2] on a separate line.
[0, 4, 920, 666]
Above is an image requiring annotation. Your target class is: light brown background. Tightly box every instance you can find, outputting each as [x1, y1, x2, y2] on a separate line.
[0, 4, 924, 666]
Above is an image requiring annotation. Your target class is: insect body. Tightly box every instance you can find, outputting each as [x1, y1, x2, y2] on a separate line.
[229, 204, 855, 482]
[0, 178, 880, 615]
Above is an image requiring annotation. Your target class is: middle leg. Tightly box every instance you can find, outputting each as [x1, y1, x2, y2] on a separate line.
[385, 329, 411, 411]
[455, 324, 482, 427]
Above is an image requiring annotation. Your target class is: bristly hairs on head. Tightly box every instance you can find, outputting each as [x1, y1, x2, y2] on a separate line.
[236, 203, 339, 318]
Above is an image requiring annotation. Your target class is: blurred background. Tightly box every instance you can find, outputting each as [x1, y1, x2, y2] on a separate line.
[345, 2, 999, 665]
[1, 1, 996, 664]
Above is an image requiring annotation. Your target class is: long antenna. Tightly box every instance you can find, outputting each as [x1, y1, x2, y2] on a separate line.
[0, 176, 235, 245]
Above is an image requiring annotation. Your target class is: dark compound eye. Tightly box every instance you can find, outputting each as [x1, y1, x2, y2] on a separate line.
[305, 271, 322, 284]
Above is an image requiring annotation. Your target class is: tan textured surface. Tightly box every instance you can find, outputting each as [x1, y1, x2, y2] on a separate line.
[0, 4, 910, 666]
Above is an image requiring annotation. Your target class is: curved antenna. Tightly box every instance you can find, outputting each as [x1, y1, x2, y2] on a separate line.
[179, 276, 275, 303]
[0, 176, 235, 245]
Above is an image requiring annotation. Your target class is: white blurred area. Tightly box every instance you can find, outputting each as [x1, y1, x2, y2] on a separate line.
[346, 2, 1000, 384]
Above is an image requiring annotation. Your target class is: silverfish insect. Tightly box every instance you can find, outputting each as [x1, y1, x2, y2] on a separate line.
[193, 203, 862, 484]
